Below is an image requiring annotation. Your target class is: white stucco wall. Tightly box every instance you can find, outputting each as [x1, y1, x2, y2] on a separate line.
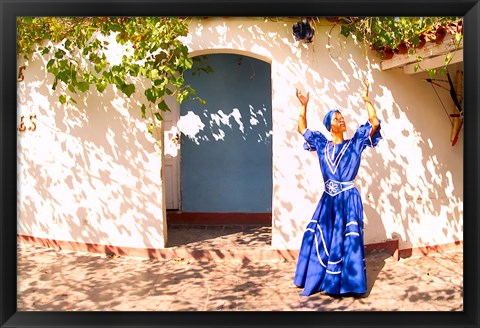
[17, 37, 168, 250]
[181, 17, 463, 250]
[17, 17, 463, 252]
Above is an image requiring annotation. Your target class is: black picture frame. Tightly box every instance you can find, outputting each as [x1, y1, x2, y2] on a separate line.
[1, 0, 479, 327]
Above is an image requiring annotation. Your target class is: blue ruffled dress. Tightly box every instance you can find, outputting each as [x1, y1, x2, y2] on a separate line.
[293, 120, 382, 296]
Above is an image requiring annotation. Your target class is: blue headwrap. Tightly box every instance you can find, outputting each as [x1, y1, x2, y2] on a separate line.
[323, 109, 341, 131]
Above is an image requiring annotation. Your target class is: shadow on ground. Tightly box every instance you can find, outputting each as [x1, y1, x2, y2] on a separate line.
[17, 226, 463, 311]
[166, 224, 272, 249]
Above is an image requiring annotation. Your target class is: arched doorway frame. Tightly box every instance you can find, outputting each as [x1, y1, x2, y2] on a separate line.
[163, 48, 274, 231]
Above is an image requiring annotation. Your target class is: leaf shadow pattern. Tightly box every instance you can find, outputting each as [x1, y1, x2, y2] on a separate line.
[180, 18, 463, 254]
[17, 236, 462, 311]
[17, 47, 169, 253]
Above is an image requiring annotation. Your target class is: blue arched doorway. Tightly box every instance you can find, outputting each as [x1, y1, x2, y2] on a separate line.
[175, 53, 272, 223]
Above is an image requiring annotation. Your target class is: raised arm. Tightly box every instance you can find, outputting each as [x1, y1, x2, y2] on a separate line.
[361, 79, 380, 137]
[296, 88, 309, 135]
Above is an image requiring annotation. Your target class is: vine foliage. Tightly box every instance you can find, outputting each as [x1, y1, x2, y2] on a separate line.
[330, 16, 463, 77]
[17, 17, 211, 132]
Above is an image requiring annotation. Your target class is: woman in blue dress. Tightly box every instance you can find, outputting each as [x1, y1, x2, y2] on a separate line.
[293, 79, 382, 297]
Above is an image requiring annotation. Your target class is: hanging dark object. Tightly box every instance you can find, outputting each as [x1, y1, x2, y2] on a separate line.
[448, 70, 463, 146]
[292, 22, 302, 41]
[423, 72, 463, 115]
[292, 18, 315, 43]
[451, 116, 463, 146]
[423, 70, 463, 146]
[446, 71, 462, 112]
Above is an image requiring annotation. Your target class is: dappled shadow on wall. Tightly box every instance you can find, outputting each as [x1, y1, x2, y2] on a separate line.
[183, 18, 463, 250]
[17, 50, 166, 251]
[324, 40, 463, 253]
[178, 105, 272, 146]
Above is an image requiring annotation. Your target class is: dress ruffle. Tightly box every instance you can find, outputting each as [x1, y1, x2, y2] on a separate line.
[353, 120, 382, 149]
[303, 129, 326, 152]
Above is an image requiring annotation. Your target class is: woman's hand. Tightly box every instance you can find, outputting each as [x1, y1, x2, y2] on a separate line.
[296, 88, 309, 135]
[361, 79, 370, 101]
[361, 78, 380, 136]
[296, 88, 310, 107]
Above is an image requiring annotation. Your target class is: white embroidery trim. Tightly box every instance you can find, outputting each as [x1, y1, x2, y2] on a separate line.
[324, 180, 355, 196]
[346, 221, 358, 226]
[317, 223, 329, 256]
[326, 140, 348, 167]
[325, 140, 351, 174]
[345, 232, 360, 237]
[304, 219, 361, 276]
[329, 143, 336, 162]
[306, 225, 344, 272]
[366, 121, 377, 148]
[328, 258, 343, 265]
[306, 228, 327, 269]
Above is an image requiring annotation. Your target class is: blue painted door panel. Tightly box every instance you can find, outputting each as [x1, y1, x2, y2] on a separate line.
[180, 54, 272, 213]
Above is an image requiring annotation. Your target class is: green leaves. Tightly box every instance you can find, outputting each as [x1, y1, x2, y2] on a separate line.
[54, 49, 66, 59]
[121, 83, 135, 97]
[17, 16, 210, 135]
[64, 39, 72, 50]
[145, 87, 163, 103]
[334, 16, 462, 81]
[455, 32, 463, 43]
[426, 68, 437, 79]
[157, 100, 168, 111]
[340, 25, 352, 38]
[96, 80, 107, 93]
[77, 81, 90, 92]
[445, 54, 452, 65]
[338, 16, 461, 54]
[41, 46, 51, 55]
[150, 69, 159, 79]
[59, 94, 67, 104]
[46, 59, 55, 70]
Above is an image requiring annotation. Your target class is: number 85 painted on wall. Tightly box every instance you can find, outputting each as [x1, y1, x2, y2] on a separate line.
[18, 115, 36, 132]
